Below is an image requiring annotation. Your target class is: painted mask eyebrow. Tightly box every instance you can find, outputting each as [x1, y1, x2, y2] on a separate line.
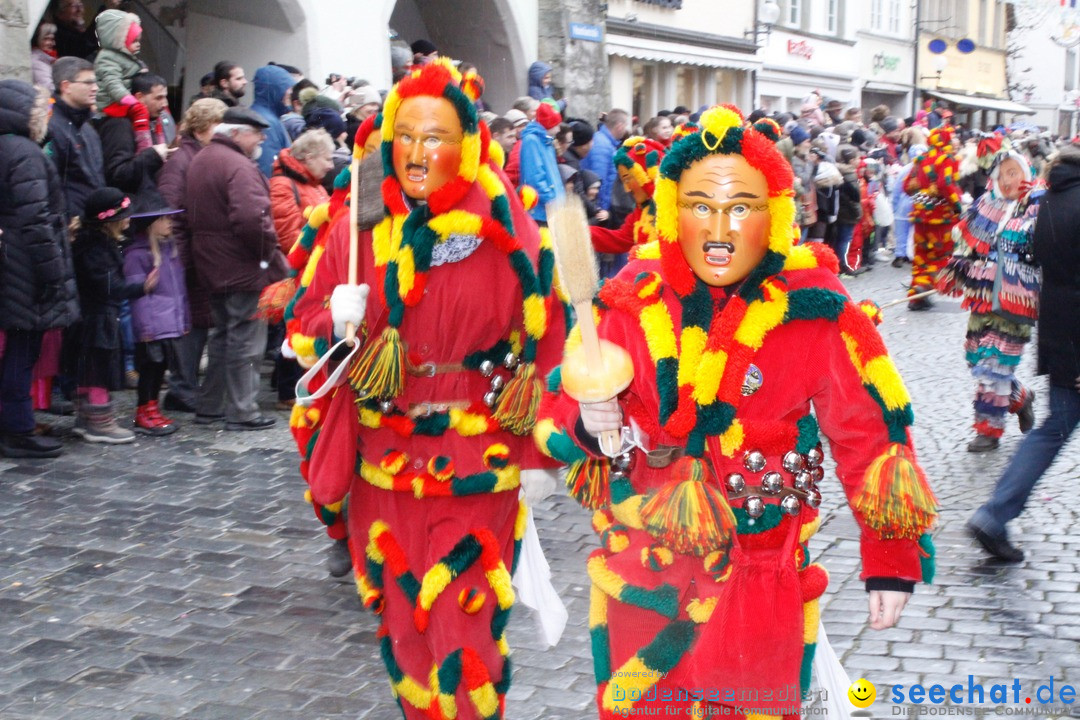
[683, 190, 713, 199]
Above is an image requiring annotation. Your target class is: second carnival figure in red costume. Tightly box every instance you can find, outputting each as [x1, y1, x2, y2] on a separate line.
[291, 60, 566, 719]
[535, 105, 938, 719]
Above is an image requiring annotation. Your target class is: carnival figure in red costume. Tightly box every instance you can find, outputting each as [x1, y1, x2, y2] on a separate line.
[292, 60, 565, 719]
[535, 105, 938, 719]
[903, 125, 961, 311]
[590, 136, 666, 255]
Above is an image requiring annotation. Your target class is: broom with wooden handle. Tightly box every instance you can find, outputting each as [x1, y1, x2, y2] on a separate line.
[345, 156, 361, 344]
[546, 196, 634, 458]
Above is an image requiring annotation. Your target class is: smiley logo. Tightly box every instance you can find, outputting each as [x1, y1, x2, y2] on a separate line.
[848, 678, 876, 708]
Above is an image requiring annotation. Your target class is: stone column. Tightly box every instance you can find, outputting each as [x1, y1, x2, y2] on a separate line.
[1, 0, 31, 82]
[537, 0, 608, 124]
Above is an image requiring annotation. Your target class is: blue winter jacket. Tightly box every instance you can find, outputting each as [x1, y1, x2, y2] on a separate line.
[251, 65, 294, 178]
[518, 121, 565, 224]
[580, 124, 619, 211]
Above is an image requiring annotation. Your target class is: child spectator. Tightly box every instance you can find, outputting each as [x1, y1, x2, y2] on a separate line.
[71, 188, 158, 443]
[123, 199, 188, 435]
[580, 169, 604, 224]
[93, 10, 152, 151]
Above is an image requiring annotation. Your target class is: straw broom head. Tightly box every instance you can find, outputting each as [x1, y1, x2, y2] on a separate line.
[546, 195, 599, 307]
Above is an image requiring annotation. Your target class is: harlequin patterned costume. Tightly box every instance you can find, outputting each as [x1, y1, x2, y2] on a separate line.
[936, 150, 1042, 440]
[590, 137, 666, 255]
[292, 61, 565, 719]
[903, 126, 961, 298]
[535, 106, 937, 719]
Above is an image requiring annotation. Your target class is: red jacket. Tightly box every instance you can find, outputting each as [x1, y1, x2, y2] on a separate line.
[270, 148, 330, 255]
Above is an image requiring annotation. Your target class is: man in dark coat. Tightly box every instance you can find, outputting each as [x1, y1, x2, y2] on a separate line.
[45, 56, 105, 218]
[93, 73, 169, 205]
[968, 144, 1080, 562]
[0, 80, 79, 458]
[186, 107, 285, 430]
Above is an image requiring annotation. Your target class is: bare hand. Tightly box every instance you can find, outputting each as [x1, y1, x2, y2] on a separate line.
[596, 209, 610, 222]
[868, 590, 910, 630]
[143, 267, 160, 293]
[580, 398, 621, 437]
[153, 144, 168, 162]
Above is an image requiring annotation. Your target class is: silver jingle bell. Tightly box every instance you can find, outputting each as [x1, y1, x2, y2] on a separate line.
[725, 472, 746, 494]
[379, 400, 395, 414]
[503, 353, 519, 370]
[743, 449, 767, 473]
[613, 453, 632, 471]
[782, 451, 805, 474]
[811, 466, 825, 483]
[611, 469, 626, 482]
[744, 495, 765, 519]
[761, 471, 783, 495]
[780, 494, 802, 516]
[806, 446, 824, 468]
[490, 375, 505, 392]
[794, 470, 813, 492]
[483, 391, 499, 407]
[479, 360, 496, 377]
[806, 488, 822, 509]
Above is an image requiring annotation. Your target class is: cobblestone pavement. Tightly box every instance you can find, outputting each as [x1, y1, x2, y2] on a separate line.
[1, 257, 1079, 720]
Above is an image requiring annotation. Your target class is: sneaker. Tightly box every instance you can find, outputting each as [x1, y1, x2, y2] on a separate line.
[966, 434, 999, 453]
[134, 403, 177, 437]
[162, 393, 197, 413]
[327, 539, 352, 578]
[146, 401, 177, 433]
[966, 521, 1024, 562]
[1015, 389, 1036, 434]
[0, 432, 63, 458]
[226, 415, 276, 431]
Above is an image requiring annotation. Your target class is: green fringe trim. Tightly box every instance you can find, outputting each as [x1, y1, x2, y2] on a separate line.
[591, 624, 612, 684]
[610, 476, 637, 505]
[919, 532, 936, 584]
[636, 619, 697, 675]
[800, 642, 817, 700]
[864, 383, 915, 444]
[795, 414, 820, 454]
[734, 504, 784, 534]
[785, 288, 847, 323]
[619, 582, 680, 619]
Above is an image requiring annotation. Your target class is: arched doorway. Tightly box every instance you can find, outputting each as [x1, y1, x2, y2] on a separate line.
[389, 0, 534, 114]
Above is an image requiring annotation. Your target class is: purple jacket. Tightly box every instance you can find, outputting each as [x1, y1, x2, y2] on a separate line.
[123, 231, 190, 342]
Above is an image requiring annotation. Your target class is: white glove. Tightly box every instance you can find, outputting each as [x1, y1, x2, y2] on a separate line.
[280, 337, 297, 360]
[579, 399, 622, 437]
[330, 283, 369, 341]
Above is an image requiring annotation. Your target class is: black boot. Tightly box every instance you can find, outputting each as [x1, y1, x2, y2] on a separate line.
[327, 539, 352, 578]
[1015, 389, 1036, 434]
[966, 434, 999, 452]
[0, 432, 63, 459]
[966, 521, 1024, 562]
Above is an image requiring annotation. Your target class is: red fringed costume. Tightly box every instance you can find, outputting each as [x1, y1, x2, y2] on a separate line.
[903, 126, 961, 298]
[292, 61, 564, 719]
[535, 106, 937, 719]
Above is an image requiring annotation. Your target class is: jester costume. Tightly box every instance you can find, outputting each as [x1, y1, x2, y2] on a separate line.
[590, 137, 665, 255]
[904, 126, 961, 306]
[936, 150, 1041, 443]
[292, 62, 564, 719]
[535, 106, 937, 719]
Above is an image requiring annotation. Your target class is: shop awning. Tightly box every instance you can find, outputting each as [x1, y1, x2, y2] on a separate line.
[862, 81, 913, 95]
[925, 89, 1035, 115]
[607, 34, 761, 72]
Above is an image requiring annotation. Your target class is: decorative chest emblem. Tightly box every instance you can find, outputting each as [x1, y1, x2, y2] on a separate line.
[741, 364, 763, 396]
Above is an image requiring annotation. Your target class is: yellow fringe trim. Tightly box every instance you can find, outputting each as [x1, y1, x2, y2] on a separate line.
[803, 597, 821, 644]
[634, 240, 661, 260]
[765, 193, 797, 256]
[653, 178, 679, 245]
[692, 348, 727, 404]
[734, 279, 789, 348]
[783, 243, 817, 271]
[799, 516, 822, 543]
[428, 209, 484, 239]
[532, 418, 557, 456]
[610, 493, 646, 532]
[863, 355, 912, 411]
[640, 300, 677, 364]
[686, 596, 718, 624]
[359, 460, 521, 497]
[299, 244, 325, 287]
[417, 563, 455, 613]
[523, 294, 548, 340]
[677, 325, 708, 388]
[718, 419, 744, 457]
[601, 656, 662, 712]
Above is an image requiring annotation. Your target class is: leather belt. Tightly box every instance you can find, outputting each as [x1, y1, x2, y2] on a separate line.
[405, 400, 473, 419]
[407, 362, 469, 377]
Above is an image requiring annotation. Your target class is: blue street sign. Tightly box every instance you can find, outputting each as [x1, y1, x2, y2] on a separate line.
[569, 22, 603, 42]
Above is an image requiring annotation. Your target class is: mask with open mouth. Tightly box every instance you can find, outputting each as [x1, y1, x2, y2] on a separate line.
[675, 154, 772, 287]
[391, 95, 464, 201]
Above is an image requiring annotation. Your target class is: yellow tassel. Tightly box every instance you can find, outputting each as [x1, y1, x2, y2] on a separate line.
[492, 362, 541, 436]
[638, 457, 736, 557]
[348, 327, 406, 399]
[853, 443, 938, 539]
[565, 458, 610, 509]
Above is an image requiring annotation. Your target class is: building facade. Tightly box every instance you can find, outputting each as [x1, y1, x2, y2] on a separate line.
[1007, 0, 1080, 135]
[856, 0, 917, 116]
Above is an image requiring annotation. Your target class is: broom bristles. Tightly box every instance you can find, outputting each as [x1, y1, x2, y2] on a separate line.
[546, 195, 599, 307]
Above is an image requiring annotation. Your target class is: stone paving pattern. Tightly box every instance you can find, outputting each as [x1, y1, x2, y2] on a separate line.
[1, 259, 1079, 720]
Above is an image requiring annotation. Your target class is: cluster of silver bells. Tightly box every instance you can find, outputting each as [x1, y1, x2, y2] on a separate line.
[481, 354, 520, 408]
[727, 446, 824, 518]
